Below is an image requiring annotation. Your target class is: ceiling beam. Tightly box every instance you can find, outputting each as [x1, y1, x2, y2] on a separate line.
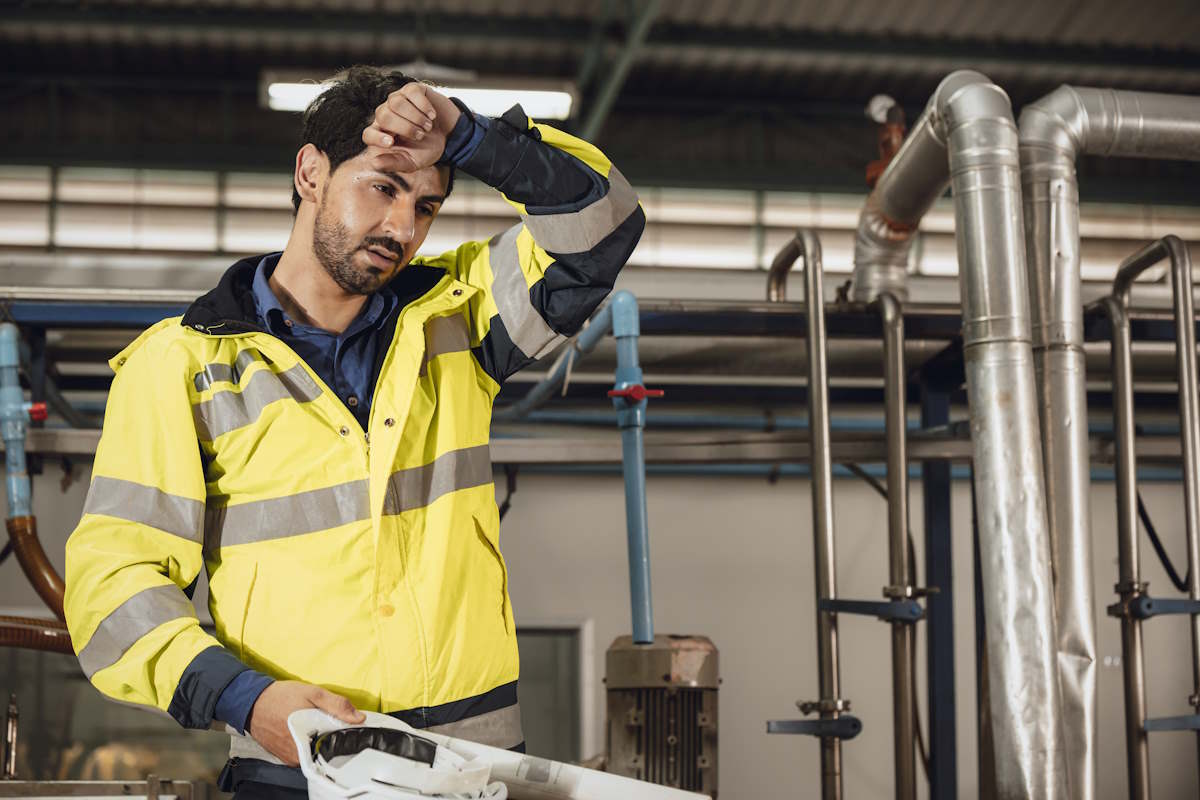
[4, 2, 1199, 82]
[579, 0, 661, 140]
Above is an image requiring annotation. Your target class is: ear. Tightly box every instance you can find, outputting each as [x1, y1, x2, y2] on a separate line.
[294, 144, 328, 207]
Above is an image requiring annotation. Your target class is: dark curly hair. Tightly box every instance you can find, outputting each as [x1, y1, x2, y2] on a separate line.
[291, 65, 455, 213]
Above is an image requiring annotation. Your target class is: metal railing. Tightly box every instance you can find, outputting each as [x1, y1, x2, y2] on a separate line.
[1102, 235, 1200, 799]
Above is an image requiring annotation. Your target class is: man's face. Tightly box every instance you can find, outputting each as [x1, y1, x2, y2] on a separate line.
[311, 148, 448, 295]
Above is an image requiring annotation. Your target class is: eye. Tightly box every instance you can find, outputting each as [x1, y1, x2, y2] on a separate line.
[417, 204, 435, 218]
[373, 183, 396, 197]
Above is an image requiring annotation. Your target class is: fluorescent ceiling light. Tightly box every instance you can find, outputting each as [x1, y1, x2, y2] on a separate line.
[262, 71, 575, 119]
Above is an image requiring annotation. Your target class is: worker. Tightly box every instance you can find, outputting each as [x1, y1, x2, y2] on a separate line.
[62, 65, 644, 799]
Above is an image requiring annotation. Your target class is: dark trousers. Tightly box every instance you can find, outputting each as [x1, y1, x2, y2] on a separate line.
[231, 780, 308, 800]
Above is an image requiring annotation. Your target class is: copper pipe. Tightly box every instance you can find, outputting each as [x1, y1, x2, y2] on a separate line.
[0, 615, 72, 654]
[6, 516, 65, 621]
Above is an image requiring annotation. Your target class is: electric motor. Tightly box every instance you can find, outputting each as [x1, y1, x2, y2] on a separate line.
[605, 635, 718, 798]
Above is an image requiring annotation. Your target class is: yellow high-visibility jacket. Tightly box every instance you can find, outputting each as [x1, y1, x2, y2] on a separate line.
[63, 107, 643, 780]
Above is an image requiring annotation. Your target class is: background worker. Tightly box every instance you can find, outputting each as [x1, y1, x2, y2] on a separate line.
[62, 65, 644, 799]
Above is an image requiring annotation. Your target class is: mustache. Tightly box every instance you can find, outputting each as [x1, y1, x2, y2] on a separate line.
[360, 236, 406, 261]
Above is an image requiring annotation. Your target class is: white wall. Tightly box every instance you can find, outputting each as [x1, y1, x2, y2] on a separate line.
[5, 461, 1198, 798]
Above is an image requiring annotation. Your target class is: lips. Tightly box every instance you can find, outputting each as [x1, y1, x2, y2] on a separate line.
[363, 246, 401, 268]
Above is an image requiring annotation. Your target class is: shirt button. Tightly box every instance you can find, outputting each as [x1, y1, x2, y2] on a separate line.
[452, 288, 463, 296]
[384, 417, 395, 427]
[347, 395, 359, 408]
[338, 426, 349, 436]
[378, 604, 395, 617]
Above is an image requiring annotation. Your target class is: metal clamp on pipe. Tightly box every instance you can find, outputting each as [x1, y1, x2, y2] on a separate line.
[1143, 715, 1200, 733]
[767, 716, 863, 740]
[818, 598, 924, 622]
[1107, 596, 1200, 620]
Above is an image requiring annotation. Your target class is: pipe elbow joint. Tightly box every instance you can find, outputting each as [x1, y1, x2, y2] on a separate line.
[927, 70, 994, 136]
[1019, 85, 1087, 157]
[608, 290, 640, 338]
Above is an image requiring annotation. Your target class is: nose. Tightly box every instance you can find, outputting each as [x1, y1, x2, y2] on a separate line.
[381, 200, 416, 244]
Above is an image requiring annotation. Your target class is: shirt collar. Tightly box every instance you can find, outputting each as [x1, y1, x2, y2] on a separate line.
[251, 253, 288, 334]
[251, 252, 397, 337]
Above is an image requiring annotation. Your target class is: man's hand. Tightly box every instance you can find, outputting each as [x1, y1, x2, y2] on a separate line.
[361, 82, 463, 174]
[247, 680, 365, 766]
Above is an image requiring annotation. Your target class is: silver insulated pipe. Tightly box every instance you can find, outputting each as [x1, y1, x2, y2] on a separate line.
[853, 70, 1069, 798]
[1019, 85, 1200, 800]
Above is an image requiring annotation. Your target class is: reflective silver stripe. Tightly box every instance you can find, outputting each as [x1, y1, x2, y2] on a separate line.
[76, 584, 197, 679]
[424, 703, 524, 749]
[520, 167, 640, 255]
[206, 478, 370, 549]
[421, 314, 471, 376]
[384, 444, 492, 515]
[490, 225, 567, 360]
[83, 476, 204, 542]
[192, 362, 321, 440]
[193, 349, 271, 392]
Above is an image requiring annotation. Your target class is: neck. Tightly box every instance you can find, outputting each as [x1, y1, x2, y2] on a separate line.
[271, 230, 368, 335]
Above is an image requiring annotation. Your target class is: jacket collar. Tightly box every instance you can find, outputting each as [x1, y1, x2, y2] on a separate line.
[182, 253, 448, 335]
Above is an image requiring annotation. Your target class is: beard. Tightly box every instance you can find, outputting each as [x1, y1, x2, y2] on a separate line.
[312, 197, 402, 295]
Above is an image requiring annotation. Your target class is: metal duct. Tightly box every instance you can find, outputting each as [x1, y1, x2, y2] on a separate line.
[850, 95, 952, 303]
[856, 70, 1068, 797]
[1019, 85, 1200, 800]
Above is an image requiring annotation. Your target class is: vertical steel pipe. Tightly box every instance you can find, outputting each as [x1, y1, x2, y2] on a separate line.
[945, 74, 1068, 798]
[1168, 240, 1200, 771]
[1101, 293, 1151, 799]
[1019, 128, 1097, 800]
[880, 292, 916, 800]
[799, 230, 843, 800]
[1020, 86, 1200, 800]
[3, 695, 16, 780]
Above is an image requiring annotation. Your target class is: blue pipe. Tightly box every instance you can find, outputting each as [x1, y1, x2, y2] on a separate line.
[500, 409, 1185, 439]
[504, 462, 1189, 483]
[609, 292, 656, 644]
[492, 302, 618, 423]
[494, 291, 656, 643]
[0, 324, 34, 517]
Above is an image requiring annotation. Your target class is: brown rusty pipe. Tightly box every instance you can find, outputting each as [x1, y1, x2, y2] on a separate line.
[0, 614, 72, 654]
[6, 516, 65, 622]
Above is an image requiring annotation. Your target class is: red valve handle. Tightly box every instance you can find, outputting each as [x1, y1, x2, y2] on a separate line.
[607, 385, 664, 403]
[27, 402, 48, 422]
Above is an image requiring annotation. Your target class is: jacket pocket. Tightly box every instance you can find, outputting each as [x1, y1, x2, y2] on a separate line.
[235, 563, 259, 662]
[474, 517, 511, 634]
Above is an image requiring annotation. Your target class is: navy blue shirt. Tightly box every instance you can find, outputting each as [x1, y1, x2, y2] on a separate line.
[211, 109, 489, 737]
[250, 253, 396, 430]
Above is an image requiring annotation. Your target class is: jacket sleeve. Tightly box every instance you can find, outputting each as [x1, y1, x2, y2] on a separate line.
[433, 104, 646, 388]
[64, 326, 249, 729]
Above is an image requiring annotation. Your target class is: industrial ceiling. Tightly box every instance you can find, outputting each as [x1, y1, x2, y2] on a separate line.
[3, 0, 1200, 202]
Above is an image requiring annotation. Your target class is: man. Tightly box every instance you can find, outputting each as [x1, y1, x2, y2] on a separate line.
[63, 66, 644, 798]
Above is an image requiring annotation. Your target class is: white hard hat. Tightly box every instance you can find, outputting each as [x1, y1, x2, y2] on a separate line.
[288, 708, 507, 800]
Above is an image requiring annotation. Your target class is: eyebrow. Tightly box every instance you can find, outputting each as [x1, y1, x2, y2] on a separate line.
[371, 170, 445, 205]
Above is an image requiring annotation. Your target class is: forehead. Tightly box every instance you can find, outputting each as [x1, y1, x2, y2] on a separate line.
[336, 149, 448, 196]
